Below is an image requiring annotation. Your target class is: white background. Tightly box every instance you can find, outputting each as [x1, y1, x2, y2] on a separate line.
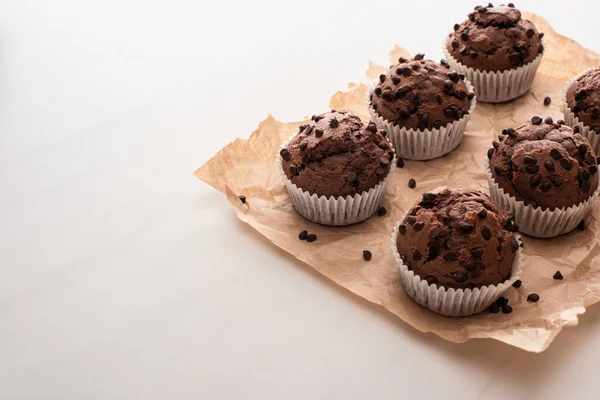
[1, 1, 599, 399]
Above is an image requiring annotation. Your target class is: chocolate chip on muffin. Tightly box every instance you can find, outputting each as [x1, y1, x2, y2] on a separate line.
[488, 119, 599, 210]
[370, 56, 473, 131]
[566, 68, 600, 132]
[448, 5, 543, 72]
[396, 187, 518, 290]
[281, 111, 394, 197]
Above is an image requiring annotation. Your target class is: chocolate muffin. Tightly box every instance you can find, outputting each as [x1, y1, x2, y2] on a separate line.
[448, 4, 544, 72]
[566, 68, 600, 133]
[369, 56, 473, 131]
[280, 110, 394, 198]
[488, 118, 599, 210]
[396, 188, 518, 290]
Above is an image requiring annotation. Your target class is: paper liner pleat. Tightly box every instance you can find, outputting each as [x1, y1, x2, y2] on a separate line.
[390, 218, 522, 317]
[562, 69, 600, 155]
[277, 135, 394, 226]
[442, 36, 544, 103]
[365, 79, 476, 161]
[484, 159, 600, 238]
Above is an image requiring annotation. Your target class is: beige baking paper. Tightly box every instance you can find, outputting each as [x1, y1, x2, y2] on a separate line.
[195, 13, 600, 352]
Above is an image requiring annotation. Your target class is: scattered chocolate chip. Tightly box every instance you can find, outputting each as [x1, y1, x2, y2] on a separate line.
[509, 52, 521, 65]
[538, 44, 544, 53]
[512, 280, 522, 288]
[560, 158, 572, 170]
[544, 97, 551, 106]
[398, 57, 407, 63]
[488, 303, 500, 313]
[363, 250, 372, 261]
[502, 304, 513, 314]
[578, 143, 588, 157]
[299, 141, 308, 151]
[574, 125, 580, 133]
[553, 271, 563, 280]
[461, 32, 469, 41]
[540, 182, 552, 192]
[454, 23, 460, 31]
[508, 2, 515, 7]
[467, 92, 475, 100]
[577, 220, 585, 231]
[398, 106, 410, 119]
[407, 215, 416, 225]
[414, 221, 425, 231]
[529, 174, 542, 187]
[298, 230, 308, 240]
[481, 226, 492, 241]
[496, 297, 508, 306]
[531, 116, 542, 125]
[280, 148, 291, 161]
[550, 149, 562, 160]
[487, 148, 495, 159]
[425, 275, 438, 285]
[304, 125, 313, 135]
[414, 53, 425, 60]
[526, 28, 535, 38]
[544, 159, 555, 171]
[377, 207, 387, 217]
[471, 247, 484, 258]
[453, 271, 468, 283]
[374, 87, 382, 96]
[399, 225, 406, 235]
[239, 195, 246, 204]
[551, 176, 563, 187]
[527, 293, 540, 302]
[524, 155, 537, 165]
[289, 164, 298, 177]
[525, 164, 539, 174]
[412, 248, 422, 261]
[379, 74, 386, 84]
[306, 234, 317, 242]
[544, 116, 553, 124]
[408, 178, 416, 189]
[396, 157, 405, 168]
[391, 75, 401, 85]
[590, 165, 598, 175]
[402, 67, 411, 77]
[557, 120, 565, 125]
[329, 118, 339, 128]
[478, 209, 488, 218]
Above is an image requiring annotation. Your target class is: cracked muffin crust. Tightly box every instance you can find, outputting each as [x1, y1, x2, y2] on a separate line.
[369, 55, 473, 131]
[396, 187, 518, 290]
[280, 110, 394, 198]
[448, 4, 543, 72]
[566, 68, 600, 133]
[488, 118, 599, 210]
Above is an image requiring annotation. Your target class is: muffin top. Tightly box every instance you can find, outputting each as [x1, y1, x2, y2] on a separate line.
[488, 117, 599, 210]
[448, 4, 544, 72]
[396, 187, 517, 290]
[369, 55, 473, 131]
[566, 68, 600, 132]
[280, 110, 394, 198]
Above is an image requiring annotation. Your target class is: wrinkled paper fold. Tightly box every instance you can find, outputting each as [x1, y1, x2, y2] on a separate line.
[195, 13, 600, 352]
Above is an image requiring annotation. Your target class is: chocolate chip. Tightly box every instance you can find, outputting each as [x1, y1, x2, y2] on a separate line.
[478, 209, 488, 218]
[306, 234, 317, 242]
[530, 174, 541, 187]
[463, 259, 477, 271]
[551, 176, 563, 187]
[478, 6, 487, 13]
[467, 92, 475, 100]
[544, 117, 553, 124]
[381, 90, 394, 101]
[577, 220, 585, 231]
[470, 247, 484, 259]
[239, 195, 246, 204]
[527, 293, 540, 302]
[488, 303, 500, 313]
[531, 116, 542, 125]
[553, 270, 563, 280]
[579, 143, 588, 157]
[470, 50, 478, 59]
[526, 28, 535, 38]
[539, 32, 544, 39]
[377, 206, 387, 217]
[414, 221, 425, 231]
[304, 125, 313, 135]
[346, 172, 357, 182]
[363, 250, 372, 261]
[544, 159, 555, 171]
[407, 215, 416, 225]
[481, 226, 492, 241]
[538, 44, 544, 53]
[452, 39, 459, 49]
[458, 221, 474, 233]
[557, 120, 565, 125]
[379, 74, 386, 84]
[408, 178, 416, 188]
[512, 280, 522, 288]
[444, 252, 458, 261]
[289, 164, 298, 177]
[298, 230, 308, 240]
[494, 165, 503, 176]
[509, 53, 521, 65]
[391, 75, 401, 85]
[540, 182, 552, 192]
[402, 67, 411, 77]
[329, 118, 339, 128]
[398, 106, 410, 119]
[524, 155, 537, 165]
[396, 157, 405, 168]
[496, 297, 508, 306]
[590, 165, 598, 175]
[487, 148, 495, 159]
[502, 304, 513, 314]
[414, 53, 425, 60]
[299, 141, 308, 151]
[573, 125, 580, 133]
[425, 275, 438, 285]
[560, 158, 572, 170]
[443, 80, 453, 90]
[525, 164, 539, 174]
[398, 57, 407, 63]
[544, 96, 551, 106]
[280, 148, 291, 161]
[454, 23, 460, 31]
[399, 225, 406, 235]
[412, 248, 422, 261]
[550, 149, 562, 160]
[374, 87, 382, 97]
[453, 271, 468, 283]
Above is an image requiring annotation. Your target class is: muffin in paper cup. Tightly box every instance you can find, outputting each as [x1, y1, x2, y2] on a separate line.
[485, 158, 600, 238]
[562, 68, 600, 155]
[278, 111, 395, 226]
[390, 188, 522, 317]
[443, 36, 544, 103]
[366, 57, 476, 161]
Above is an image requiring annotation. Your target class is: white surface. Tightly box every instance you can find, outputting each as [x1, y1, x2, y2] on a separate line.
[1, 1, 600, 399]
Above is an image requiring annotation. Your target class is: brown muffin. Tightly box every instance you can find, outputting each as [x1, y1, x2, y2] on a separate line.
[566, 68, 600, 132]
[280, 110, 394, 198]
[488, 117, 599, 210]
[396, 187, 517, 290]
[369, 55, 473, 131]
[448, 4, 544, 72]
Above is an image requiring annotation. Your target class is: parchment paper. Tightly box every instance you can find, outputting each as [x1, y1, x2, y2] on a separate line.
[195, 13, 600, 352]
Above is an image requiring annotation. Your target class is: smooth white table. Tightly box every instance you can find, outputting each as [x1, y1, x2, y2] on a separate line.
[1, 1, 600, 399]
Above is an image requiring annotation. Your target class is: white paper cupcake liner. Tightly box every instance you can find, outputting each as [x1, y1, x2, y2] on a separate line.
[443, 36, 544, 103]
[484, 159, 600, 238]
[390, 218, 522, 317]
[277, 135, 395, 226]
[562, 69, 600, 155]
[365, 79, 476, 161]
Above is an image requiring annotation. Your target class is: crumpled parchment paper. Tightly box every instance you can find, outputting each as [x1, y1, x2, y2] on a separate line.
[195, 13, 600, 352]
